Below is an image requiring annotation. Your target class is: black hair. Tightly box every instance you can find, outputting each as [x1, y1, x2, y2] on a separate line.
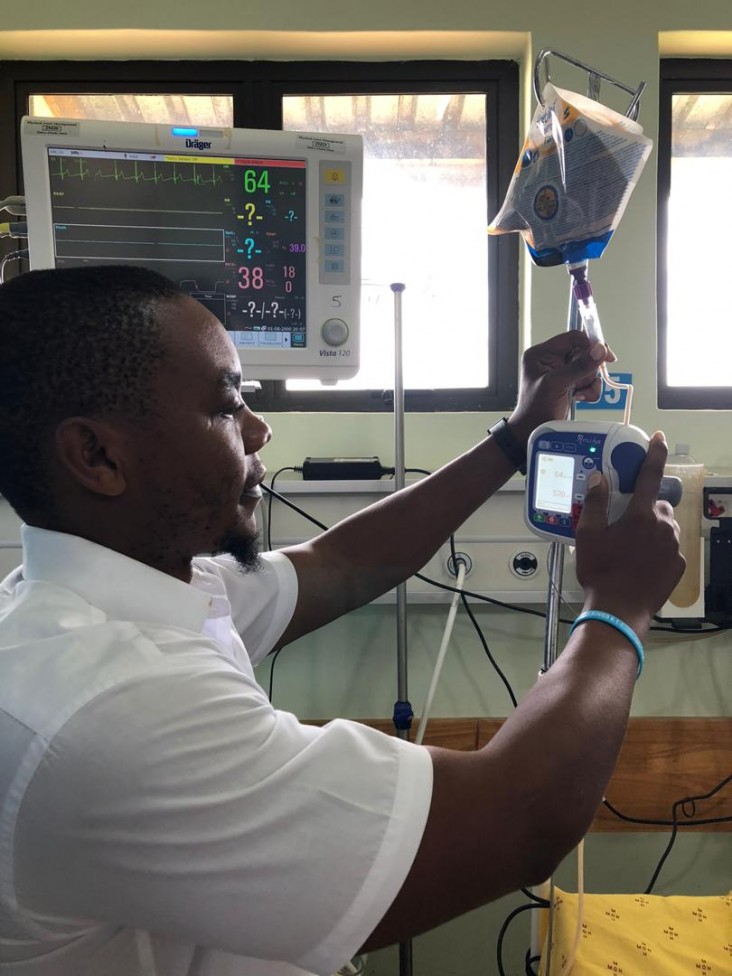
[0, 265, 183, 520]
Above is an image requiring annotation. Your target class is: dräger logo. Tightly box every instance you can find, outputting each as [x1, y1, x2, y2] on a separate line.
[185, 138, 212, 150]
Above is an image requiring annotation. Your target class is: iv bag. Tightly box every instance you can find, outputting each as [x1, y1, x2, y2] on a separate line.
[488, 83, 653, 267]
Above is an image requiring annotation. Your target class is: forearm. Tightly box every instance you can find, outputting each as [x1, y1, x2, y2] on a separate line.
[280, 432, 521, 637]
[321, 434, 518, 570]
[363, 618, 641, 950]
[485, 618, 641, 855]
[278, 333, 614, 643]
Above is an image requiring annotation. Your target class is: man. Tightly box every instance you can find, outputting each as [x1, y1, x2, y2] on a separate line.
[0, 266, 683, 976]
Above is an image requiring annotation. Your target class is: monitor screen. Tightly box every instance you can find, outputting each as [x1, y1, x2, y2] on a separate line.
[534, 452, 575, 515]
[21, 118, 362, 381]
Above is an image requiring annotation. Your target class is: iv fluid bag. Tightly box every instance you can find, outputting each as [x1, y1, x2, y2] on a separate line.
[488, 83, 653, 267]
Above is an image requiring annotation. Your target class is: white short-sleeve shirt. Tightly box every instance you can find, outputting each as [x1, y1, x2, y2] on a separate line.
[0, 527, 433, 976]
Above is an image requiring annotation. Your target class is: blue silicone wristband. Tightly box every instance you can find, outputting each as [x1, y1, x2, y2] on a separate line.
[569, 610, 645, 679]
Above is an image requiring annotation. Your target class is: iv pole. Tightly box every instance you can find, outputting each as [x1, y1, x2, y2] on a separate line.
[529, 50, 646, 963]
[390, 282, 414, 976]
[532, 48, 646, 678]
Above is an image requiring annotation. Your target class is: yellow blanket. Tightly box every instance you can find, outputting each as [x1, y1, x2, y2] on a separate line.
[539, 887, 732, 975]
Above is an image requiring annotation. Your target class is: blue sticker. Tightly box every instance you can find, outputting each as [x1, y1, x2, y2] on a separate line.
[576, 372, 632, 411]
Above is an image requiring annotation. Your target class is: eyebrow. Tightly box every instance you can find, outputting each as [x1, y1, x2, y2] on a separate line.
[217, 368, 242, 392]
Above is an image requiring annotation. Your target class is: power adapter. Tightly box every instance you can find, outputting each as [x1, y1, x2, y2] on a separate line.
[302, 457, 387, 480]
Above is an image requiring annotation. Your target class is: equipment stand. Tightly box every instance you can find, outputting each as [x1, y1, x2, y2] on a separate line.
[530, 49, 646, 964]
[390, 283, 414, 976]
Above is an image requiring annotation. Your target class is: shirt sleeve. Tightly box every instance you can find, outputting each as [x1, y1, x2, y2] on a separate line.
[13, 661, 432, 975]
[201, 551, 298, 663]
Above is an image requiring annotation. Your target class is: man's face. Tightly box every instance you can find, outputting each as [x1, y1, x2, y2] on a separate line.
[124, 295, 271, 576]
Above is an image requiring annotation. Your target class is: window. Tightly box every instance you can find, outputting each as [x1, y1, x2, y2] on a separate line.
[0, 59, 519, 412]
[658, 60, 732, 409]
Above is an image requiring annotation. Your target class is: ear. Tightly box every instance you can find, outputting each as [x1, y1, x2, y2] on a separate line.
[54, 417, 128, 498]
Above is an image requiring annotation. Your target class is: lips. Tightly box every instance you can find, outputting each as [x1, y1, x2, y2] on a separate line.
[241, 484, 263, 500]
[240, 461, 266, 503]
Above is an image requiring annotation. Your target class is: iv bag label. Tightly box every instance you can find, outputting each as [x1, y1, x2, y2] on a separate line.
[576, 372, 632, 411]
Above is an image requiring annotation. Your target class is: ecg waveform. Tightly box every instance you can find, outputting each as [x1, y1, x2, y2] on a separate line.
[50, 157, 223, 188]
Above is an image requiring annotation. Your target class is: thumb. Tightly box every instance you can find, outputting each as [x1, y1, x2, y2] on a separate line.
[577, 470, 609, 531]
[558, 343, 607, 388]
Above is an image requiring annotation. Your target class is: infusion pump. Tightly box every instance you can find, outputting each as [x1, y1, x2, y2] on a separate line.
[525, 421, 682, 543]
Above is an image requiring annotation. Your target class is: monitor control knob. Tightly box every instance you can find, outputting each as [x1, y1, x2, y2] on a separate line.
[322, 318, 349, 347]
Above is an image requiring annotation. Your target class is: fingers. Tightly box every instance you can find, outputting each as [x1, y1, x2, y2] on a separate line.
[576, 434, 671, 535]
[626, 433, 669, 515]
[526, 330, 615, 366]
[576, 470, 609, 533]
[523, 330, 590, 365]
[573, 374, 604, 403]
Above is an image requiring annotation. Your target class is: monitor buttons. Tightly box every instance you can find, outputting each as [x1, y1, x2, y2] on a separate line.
[322, 318, 349, 346]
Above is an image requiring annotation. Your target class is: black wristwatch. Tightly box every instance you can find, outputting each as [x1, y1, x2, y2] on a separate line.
[488, 417, 527, 475]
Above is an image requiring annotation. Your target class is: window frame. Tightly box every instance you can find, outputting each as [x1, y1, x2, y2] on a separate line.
[0, 58, 519, 413]
[657, 58, 732, 410]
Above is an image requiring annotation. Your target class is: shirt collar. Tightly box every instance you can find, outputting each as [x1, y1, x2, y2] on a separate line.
[21, 525, 213, 632]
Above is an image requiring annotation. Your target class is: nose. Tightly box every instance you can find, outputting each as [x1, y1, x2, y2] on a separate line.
[241, 405, 272, 454]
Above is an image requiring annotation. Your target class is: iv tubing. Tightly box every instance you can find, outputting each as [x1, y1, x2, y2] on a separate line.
[599, 364, 634, 426]
[569, 265, 634, 425]
[542, 840, 585, 975]
[563, 839, 585, 975]
[414, 561, 467, 746]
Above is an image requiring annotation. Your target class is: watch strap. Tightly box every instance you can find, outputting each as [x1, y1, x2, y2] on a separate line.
[488, 417, 527, 475]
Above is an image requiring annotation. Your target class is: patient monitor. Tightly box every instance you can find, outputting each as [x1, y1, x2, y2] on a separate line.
[20, 116, 363, 382]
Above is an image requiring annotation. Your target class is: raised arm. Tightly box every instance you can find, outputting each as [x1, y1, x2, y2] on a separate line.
[277, 331, 613, 645]
[362, 432, 684, 950]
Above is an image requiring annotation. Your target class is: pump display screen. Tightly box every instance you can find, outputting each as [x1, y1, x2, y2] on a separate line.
[534, 452, 575, 514]
[45, 147, 307, 350]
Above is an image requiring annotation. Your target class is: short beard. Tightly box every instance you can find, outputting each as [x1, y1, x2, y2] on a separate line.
[215, 529, 263, 574]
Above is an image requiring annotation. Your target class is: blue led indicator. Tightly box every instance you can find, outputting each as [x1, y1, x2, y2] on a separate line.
[172, 127, 198, 137]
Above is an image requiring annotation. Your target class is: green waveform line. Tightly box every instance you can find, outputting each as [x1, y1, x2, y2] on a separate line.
[51, 158, 223, 187]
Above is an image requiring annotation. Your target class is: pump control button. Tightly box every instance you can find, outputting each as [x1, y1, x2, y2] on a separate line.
[610, 442, 646, 493]
[321, 318, 349, 346]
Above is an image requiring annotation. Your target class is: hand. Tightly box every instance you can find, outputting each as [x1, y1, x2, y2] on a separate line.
[507, 331, 616, 443]
[574, 432, 685, 635]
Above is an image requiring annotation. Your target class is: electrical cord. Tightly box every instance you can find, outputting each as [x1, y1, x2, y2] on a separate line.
[497, 902, 547, 976]
[265, 467, 302, 552]
[0, 221, 27, 239]
[642, 772, 732, 894]
[651, 613, 731, 634]
[0, 195, 26, 216]
[602, 791, 732, 829]
[0, 248, 29, 285]
[525, 950, 542, 976]
[262, 468, 302, 701]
